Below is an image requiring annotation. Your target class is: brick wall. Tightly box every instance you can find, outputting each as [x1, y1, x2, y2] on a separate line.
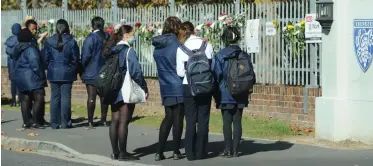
[1, 68, 321, 128]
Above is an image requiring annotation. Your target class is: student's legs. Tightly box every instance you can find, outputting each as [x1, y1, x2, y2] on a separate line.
[184, 96, 198, 160]
[118, 103, 138, 160]
[221, 109, 233, 153]
[195, 96, 211, 159]
[232, 108, 243, 153]
[10, 80, 17, 106]
[32, 89, 45, 127]
[100, 97, 109, 125]
[60, 83, 73, 128]
[21, 92, 32, 126]
[50, 83, 61, 129]
[86, 84, 97, 126]
[172, 103, 184, 154]
[157, 106, 174, 154]
[109, 104, 120, 157]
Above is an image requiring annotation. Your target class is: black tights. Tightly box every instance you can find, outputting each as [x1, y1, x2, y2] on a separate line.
[21, 91, 44, 125]
[157, 104, 185, 154]
[221, 108, 243, 152]
[86, 85, 108, 123]
[109, 103, 135, 154]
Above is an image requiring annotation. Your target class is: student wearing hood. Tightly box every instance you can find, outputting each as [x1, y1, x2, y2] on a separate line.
[81, 16, 110, 128]
[43, 19, 80, 129]
[14, 28, 47, 129]
[5, 23, 22, 107]
[152, 16, 184, 161]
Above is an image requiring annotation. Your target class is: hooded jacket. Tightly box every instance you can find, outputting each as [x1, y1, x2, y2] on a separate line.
[111, 42, 148, 94]
[213, 45, 256, 107]
[14, 42, 46, 92]
[43, 34, 80, 82]
[80, 30, 110, 81]
[4, 23, 21, 80]
[152, 34, 183, 98]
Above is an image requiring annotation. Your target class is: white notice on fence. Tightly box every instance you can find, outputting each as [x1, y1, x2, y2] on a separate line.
[265, 22, 277, 36]
[305, 14, 322, 43]
[245, 19, 260, 53]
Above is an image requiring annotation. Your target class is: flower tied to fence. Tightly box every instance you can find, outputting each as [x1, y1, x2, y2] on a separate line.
[282, 20, 306, 56]
[135, 22, 162, 45]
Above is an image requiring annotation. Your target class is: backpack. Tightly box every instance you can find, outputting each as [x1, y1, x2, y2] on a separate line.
[96, 49, 124, 105]
[226, 50, 256, 97]
[180, 41, 215, 96]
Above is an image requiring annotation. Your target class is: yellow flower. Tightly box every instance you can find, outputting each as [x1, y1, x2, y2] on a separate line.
[300, 21, 305, 25]
[272, 20, 278, 25]
[287, 25, 294, 30]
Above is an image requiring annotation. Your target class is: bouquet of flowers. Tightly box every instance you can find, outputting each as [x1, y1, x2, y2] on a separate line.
[282, 20, 306, 56]
[37, 19, 55, 35]
[135, 22, 162, 45]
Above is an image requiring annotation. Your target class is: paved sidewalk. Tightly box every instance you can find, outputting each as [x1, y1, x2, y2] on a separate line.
[2, 109, 373, 166]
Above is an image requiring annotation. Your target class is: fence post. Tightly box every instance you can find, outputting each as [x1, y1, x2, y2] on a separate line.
[170, 0, 175, 16]
[235, 0, 240, 15]
[111, 0, 118, 23]
[62, 0, 68, 19]
[309, 0, 318, 88]
[21, 0, 27, 18]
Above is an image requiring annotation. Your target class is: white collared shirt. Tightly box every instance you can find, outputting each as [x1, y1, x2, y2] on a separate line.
[176, 35, 214, 84]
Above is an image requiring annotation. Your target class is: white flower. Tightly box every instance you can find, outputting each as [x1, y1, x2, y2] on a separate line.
[238, 23, 243, 27]
[218, 15, 227, 21]
[120, 19, 126, 25]
[157, 28, 163, 35]
[114, 24, 122, 30]
[48, 19, 55, 24]
[283, 26, 287, 31]
[211, 22, 217, 28]
[195, 24, 204, 31]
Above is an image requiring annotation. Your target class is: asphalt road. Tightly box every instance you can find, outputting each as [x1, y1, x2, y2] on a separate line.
[1, 150, 96, 166]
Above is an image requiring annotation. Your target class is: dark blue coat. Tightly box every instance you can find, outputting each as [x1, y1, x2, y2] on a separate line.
[4, 24, 21, 80]
[152, 34, 183, 98]
[112, 43, 148, 93]
[80, 31, 109, 81]
[14, 42, 46, 92]
[213, 45, 255, 106]
[5, 36, 19, 80]
[43, 34, 80, 82]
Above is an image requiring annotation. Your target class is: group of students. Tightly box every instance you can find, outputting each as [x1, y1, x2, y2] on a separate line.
[5, 15, 256, 162]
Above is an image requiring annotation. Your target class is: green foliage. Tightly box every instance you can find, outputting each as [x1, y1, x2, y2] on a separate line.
[1, 0, 20, 10]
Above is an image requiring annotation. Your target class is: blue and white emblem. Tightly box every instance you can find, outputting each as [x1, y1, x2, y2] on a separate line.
[353, 19, 373, 73]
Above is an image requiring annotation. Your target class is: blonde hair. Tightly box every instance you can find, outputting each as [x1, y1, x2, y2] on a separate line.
[22, 15, 35, 28]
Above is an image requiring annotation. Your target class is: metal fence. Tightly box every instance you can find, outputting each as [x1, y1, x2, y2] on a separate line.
[1, 0, 321, 87]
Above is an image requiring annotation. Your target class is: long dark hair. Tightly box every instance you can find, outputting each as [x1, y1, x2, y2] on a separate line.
[56, 19, 70, 52]
[162, 16, 181, 35]
[103, 25, 133, 57]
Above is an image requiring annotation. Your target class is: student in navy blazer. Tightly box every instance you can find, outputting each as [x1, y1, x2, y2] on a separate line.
[15, 28, 47, 129]
[103, 25, 148, 161]
[80, 16, 110, 128]
[5, 23, 22, 107]
[43, 19, 79, 129]
[152, 16, 184, 161]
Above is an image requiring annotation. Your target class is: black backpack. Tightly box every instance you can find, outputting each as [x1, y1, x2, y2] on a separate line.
[226, 50, 256, 97]
[180, 41, 215, 96]
[96, 52, 124, 105]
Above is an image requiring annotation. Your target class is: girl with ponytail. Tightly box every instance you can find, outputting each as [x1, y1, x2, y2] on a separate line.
[43, 19, 80, 129]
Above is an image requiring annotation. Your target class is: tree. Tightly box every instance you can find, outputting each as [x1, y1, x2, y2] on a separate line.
[1, 0, 21, 10]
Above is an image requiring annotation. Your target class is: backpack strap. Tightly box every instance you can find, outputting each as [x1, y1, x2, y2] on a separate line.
[179, 44, 194, 56]
[199, 41, 208, 51]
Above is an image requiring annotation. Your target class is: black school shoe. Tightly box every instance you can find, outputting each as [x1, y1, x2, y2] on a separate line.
[154, 153, 166, 161]
[118, 152, 139, 161]
[219, 151, 233, 158]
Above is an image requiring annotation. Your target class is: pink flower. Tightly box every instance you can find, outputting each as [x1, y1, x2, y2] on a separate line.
[220, 12, 227, 16]
[225, 18, 232, 24]
[146, 25, 154, 31]
[205, 22, 212, 27]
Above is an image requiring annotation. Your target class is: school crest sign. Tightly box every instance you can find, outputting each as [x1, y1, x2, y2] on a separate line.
[353, 19, 373, 73]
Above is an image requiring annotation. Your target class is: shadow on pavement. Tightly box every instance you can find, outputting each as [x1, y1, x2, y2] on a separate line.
[132, 139, 294, 159]
[1, 119, 18, 124]
[72, 116, 145, 128]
